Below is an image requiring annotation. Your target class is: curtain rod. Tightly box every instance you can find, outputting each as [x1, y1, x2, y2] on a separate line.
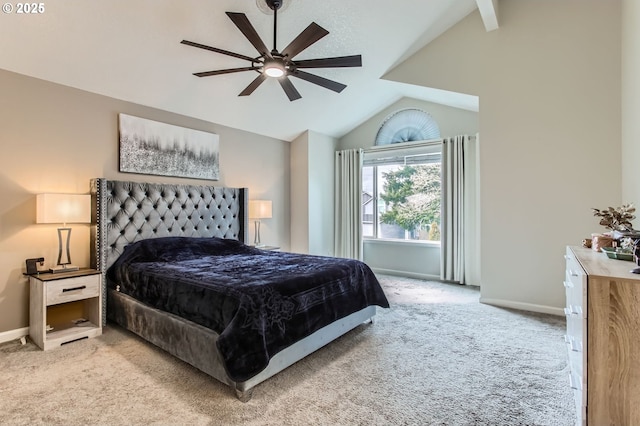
[364, 134, 477, 153]
[338, 135, 477, 155]
[363, 138, 443, 154]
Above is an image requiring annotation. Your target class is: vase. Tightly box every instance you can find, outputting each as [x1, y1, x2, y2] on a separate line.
[591, 233, 614, 252]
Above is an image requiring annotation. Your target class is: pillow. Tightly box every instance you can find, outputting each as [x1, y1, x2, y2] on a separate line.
[107, 236, 245, 281]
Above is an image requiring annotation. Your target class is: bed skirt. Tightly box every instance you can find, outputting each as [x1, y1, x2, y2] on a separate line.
[107, 289, 376, 401]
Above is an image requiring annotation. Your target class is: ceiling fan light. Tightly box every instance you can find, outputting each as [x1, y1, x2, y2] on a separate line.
[264, 61, 285, 78]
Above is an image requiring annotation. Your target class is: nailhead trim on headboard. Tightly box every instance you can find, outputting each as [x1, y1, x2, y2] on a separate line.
[90, 178, 248, 325]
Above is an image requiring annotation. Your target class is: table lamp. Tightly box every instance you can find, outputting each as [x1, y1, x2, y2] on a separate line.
[248, 200, 272, 247]
[36, 193, 91, 273]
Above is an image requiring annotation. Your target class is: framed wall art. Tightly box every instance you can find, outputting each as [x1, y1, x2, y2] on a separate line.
[118, 113, 220, 180]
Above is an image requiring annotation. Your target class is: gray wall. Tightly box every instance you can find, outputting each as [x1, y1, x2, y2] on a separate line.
[0, 69, 290, 335]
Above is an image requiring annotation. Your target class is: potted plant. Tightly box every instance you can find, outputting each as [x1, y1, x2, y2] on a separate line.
[592, 203, 636, 234]
[591, 203, 637, 253]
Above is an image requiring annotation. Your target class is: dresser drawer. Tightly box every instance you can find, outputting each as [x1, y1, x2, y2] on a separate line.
[565, 246, 584, 274]
[565, 248, 587, 319]
[46, 274, 100, 306]
[563, 246, 640, 425]
[564, 314, 584, 350]
[564, 247, 587, 425]
[565, 332, 585, 374]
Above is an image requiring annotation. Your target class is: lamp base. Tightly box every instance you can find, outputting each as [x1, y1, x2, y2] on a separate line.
[253, 220, 262, 247]
[50, 264, 80, 273]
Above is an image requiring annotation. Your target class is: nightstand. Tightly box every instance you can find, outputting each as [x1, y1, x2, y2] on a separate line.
[29, 268, 102, 350]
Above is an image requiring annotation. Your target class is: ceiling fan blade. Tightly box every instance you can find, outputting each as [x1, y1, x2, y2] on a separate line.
[194, 67, 260, 77]
[278, 76, 302, 101]
[239, 73, 268, 96]
[181, 40, 257, 63]
[281, 22, 329, 59]
[292, 70, 347, 93]
[226, 12, 272, 59]
[294, 55, 362, 69]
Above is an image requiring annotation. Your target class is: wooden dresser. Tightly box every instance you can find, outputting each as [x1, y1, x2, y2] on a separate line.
[564, 246, 640, 425]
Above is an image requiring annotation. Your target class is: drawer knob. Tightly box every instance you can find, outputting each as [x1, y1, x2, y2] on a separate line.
[564, 305, 582, 316]
[569, 374, 583, 391]
[62, 285, 87, 293]
[570, 339, 582, 352]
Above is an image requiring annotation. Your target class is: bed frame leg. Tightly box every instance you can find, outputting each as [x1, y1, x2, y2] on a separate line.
[235, 388, 254, 403]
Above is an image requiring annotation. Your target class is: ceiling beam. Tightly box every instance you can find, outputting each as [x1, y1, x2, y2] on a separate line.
[476, 0, 499, 32]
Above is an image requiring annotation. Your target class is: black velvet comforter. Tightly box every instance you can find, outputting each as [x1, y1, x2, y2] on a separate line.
[107, 237, 389, 382]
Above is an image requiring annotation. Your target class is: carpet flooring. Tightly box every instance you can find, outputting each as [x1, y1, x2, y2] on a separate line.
[0, 275, 575, 425]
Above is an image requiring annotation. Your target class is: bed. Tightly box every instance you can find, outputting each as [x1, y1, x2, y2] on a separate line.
[89, 178, 389, 401]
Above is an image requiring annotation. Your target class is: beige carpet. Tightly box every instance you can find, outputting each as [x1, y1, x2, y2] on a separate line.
[0, 275, 575, 425]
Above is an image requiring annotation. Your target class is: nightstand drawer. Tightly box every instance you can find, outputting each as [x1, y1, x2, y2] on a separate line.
[46, 275, 100, 306]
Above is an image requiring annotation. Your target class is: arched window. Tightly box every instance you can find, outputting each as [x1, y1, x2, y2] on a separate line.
[374, 108, 441, 146]
[364, 108, 442, 242]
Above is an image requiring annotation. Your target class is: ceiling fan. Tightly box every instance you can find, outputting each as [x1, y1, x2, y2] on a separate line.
[181, 0, 362, 101]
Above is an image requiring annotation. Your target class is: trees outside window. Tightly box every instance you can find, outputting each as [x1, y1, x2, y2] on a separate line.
[362, 145, 441, 242]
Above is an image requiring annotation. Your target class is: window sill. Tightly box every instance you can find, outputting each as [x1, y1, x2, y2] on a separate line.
[363, 238, 441, 247]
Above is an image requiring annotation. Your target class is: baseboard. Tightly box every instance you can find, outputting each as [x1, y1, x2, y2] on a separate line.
[0, 327, 29, 344]
[372, 270, 561, 316]
[479, 297, 564, 316]
[371, 268, 440, 281]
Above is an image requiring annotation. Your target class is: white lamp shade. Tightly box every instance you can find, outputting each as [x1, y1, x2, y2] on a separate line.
[249, 200, 272, 219]
[36, 194, 91, 224]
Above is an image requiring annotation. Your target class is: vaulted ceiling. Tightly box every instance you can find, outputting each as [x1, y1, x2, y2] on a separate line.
[0, 0, 494, 141]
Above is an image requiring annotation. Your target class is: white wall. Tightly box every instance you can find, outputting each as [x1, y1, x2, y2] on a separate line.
[308, 131, 337, 256]
[622, 0, 640, 211]
[0, 68, 290, 334]
[290, 131, 337, 255]
[385, 0, 621, 313]
[364, 240, 441, 280]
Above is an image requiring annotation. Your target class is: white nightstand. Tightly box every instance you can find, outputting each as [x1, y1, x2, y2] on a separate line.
[29, 268, 102, 350]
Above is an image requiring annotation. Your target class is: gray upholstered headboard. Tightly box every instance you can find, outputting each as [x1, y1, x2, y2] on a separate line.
[90, 178, 249, 324]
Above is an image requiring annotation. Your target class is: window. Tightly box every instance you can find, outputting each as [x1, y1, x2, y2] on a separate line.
[375, 109, 441, 145]
[362, 141, 441, 242]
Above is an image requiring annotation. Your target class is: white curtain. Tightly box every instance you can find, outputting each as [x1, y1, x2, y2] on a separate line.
[441, 135, 471, 283]
[334, 149, 363, 260]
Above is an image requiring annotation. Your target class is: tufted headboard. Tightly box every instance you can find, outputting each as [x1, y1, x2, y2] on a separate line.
[90, 178, 248, 324]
